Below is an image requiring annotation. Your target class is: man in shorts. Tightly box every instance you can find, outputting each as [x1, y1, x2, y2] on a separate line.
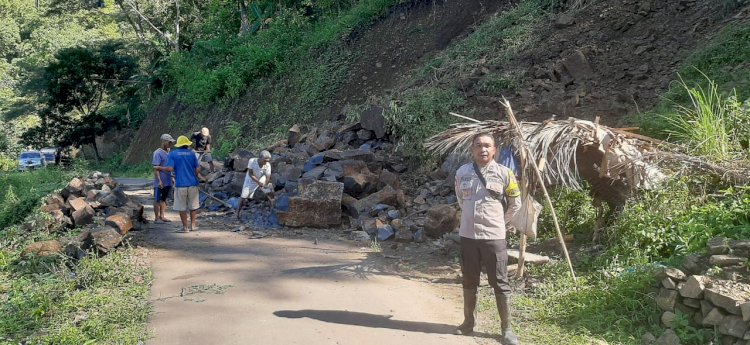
[165, 135, 204, 233]
[236, 150, 273, 219]
[152, 133, 175, 223]
[191, 127, 215, 173]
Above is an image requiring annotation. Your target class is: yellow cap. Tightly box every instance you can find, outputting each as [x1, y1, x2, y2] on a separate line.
[176, 135, 192, 148]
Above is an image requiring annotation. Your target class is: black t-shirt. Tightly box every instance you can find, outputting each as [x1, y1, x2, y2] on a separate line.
[191, 132, 212, 150]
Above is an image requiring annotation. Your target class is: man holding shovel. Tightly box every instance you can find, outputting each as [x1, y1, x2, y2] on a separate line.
[237, 150, 274, 219]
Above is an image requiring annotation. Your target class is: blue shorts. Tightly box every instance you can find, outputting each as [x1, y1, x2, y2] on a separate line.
[154, 186, 172, 202]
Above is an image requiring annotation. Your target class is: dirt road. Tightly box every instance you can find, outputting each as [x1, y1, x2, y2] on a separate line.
[126, 188, 488, 344]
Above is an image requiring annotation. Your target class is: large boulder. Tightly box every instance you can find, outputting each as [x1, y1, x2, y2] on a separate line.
[349, 185, 406, 218]
[98, 186, 128, 208]
[62, 177, 85, 198]
[67, 197, 89, 212]
[276, 179, 344, 228]
[423, 204, 459, 238]
[360, 105, 387, 139]
[43, 194, 67, 213]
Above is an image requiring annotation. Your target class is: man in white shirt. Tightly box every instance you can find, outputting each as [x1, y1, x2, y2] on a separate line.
[237, 150, 273, 219]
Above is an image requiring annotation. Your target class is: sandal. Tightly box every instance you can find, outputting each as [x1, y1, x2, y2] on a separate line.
[176, 228, 190, 233]
[160, 218, 172, 222]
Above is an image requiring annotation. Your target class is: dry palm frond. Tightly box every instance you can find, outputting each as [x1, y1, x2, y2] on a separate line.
[425, 116, 666, 191]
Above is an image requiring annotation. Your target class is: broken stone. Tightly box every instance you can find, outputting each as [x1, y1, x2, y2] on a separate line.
[276, 180, 344, 228]
[657, 267, 687, 281]
[656, 288, 679, 311]
[360, 105, 386, 139]
[424, 204, 459, 238]
[302, 165, 327, 179]
[553, 13, 575, 28]
[340, 149, 375, 162]
[377, 225, 395, 241]
[50, 209, 73, 228]
[679, 275, 707, 299]
[44, 194, 67, 213]
[378, 169, 401, 189]
[705, 288, 743, 315]
[562, 50, 594, 81]
[719, 315, 748, 338]
[683, 298, 701, 309]
[105, 213, 134, 235]
[655, 329, 679, 345]
[313, 132, 335, 152]
[662, 277, 677, 290]
[641, 332, 656, 345]
[701, 299, 714, 317]
[67, 197, 88, 212]
[90, 228, 122, 253]
[350, 230, 371, 243]
[22, 240, 62, 259]
[341, 193, 358, 218]
[387, 209, 400, 220]
[340, 159, 371, 176]
[710, 255, 747, 267]
[357, 129, 374, 141]
[98, 186, 128, 207]
[64, 177, 85, 197]
[741, 302, 750, 322]
[413, 228, 425, 243]
[350, 185, 405, 218]
[709, 237, 731, 255]
[661, 311, 676, 328]
[288, 124, 302, 148]
[72, 205, 95, 227]
[342, 172, 377, 198]
[395, 230, 413, 243]
[703, 307, 727, 326]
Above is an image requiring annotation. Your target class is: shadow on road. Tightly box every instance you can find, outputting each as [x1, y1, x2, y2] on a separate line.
[273, 309, 496, 339]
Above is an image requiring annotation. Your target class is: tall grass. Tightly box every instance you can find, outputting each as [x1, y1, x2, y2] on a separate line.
[662, 75, 748, 160]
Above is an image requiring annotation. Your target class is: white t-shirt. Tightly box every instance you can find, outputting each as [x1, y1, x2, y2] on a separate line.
[242, 158, 272, 195]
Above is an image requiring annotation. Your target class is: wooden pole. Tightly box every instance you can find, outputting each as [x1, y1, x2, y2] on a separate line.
[501, 98, 577, 281]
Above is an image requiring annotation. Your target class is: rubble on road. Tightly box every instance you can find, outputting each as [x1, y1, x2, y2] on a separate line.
[23, 172, 145, 259]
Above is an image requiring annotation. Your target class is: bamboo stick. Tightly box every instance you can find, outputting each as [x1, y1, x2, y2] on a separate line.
[501, 98, 577, 281]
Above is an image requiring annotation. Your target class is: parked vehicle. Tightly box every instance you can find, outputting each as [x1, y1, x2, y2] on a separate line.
[40, 147, 57, 165]
[18, 151, 46, 171]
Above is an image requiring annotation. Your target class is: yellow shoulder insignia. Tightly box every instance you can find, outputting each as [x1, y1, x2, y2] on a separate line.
[505, 170, 521, 197]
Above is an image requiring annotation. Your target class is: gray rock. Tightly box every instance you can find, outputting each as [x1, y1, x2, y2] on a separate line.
[350, 230, 371, 243]
[276, 180, 344, 228]
[662, 277, 677, 289]
[656, 288, 679, 311]
[357, 129, 374, 141]
[661, 311, 676, 328]
[394, 230, 413, 243]
[288, 124, 301, 148]
[387, 210, 400, 220]
[679, 275, 706, 299]
[701, 299, 714, 317]
[553, 13, 575, 28]
[562, 50, 594, 81]
[658, 267, 687, 281]
[710, 255, 747, 267]
[641, 332, 656, 345]
[655, 329, 680, 345]
[704, 307, 727, 326]
[741, 302, 750, 322]
[423, 204, 459, 238]
[705, 288, 743, 315]
[683, 298, 701, 309]
[377, 225, 394, 241]
[413, 229, 425, 243]
[360, 105, 386, 139]
[350, 185, 405, 218]
[719, 315, 748, 338]
[708, 237, 730, 255]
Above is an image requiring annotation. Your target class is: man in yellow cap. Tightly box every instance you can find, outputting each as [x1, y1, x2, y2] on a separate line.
[164, 135, 204, 232]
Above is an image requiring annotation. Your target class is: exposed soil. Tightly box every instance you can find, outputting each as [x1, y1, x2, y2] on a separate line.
[465, 0, 749, 124]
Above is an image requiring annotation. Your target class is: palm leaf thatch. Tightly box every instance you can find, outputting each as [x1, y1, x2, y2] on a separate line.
[424, 117, 667, 192]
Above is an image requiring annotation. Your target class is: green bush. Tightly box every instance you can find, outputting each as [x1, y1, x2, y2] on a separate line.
[0, 169, 77, 230]
[606, 180, 750, 265]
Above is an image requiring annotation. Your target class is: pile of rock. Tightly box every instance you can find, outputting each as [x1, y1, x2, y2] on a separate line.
[199, 108, 461, 243]
[23, 172, 145, 259]
[646, 238, 750, 345]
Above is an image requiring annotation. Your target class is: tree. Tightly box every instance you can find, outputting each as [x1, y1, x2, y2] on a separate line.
[22, 42, 137, 161]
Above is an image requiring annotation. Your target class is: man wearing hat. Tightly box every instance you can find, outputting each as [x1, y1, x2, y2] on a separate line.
[152, 134, 175, 223]
[191, 127, 215, 173]
[164, 135, 204, 232]
[237, 150, 273, 219]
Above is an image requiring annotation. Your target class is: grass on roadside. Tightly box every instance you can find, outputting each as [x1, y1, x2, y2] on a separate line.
[0, 168, 153, 345]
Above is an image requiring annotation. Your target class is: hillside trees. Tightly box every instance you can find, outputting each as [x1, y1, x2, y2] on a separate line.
[21, 43, 137, 161]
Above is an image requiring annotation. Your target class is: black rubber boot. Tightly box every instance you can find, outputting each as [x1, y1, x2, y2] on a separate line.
[455, 288, 477, 335]
[496, 294, 520, 345]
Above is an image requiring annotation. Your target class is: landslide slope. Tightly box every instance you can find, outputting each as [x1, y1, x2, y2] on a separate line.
[125, 0, 750, 164]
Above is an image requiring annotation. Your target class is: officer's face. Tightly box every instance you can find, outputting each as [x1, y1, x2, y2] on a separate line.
[471, 135, 496, 166]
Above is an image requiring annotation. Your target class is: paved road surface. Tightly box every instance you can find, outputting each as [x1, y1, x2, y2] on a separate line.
[126, 187, 487, 345]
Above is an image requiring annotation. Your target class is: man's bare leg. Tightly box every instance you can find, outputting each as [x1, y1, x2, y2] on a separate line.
[153, 201, 160, 222]
[159, 201, 171, 221]
[190, 210, 198, 231]
[236, 198, 246, 219]
[179, 211, 189, 232]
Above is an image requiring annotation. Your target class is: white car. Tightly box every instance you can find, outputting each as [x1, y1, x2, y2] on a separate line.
[18, 151, 47, 171]
[40, 147, 57, 165]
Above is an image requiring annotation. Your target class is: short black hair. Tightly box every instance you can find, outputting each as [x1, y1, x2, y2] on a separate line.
[471, 132, 497, 147]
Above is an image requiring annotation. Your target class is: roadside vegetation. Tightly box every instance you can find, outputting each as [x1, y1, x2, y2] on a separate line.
[0, 169, 152, 344]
